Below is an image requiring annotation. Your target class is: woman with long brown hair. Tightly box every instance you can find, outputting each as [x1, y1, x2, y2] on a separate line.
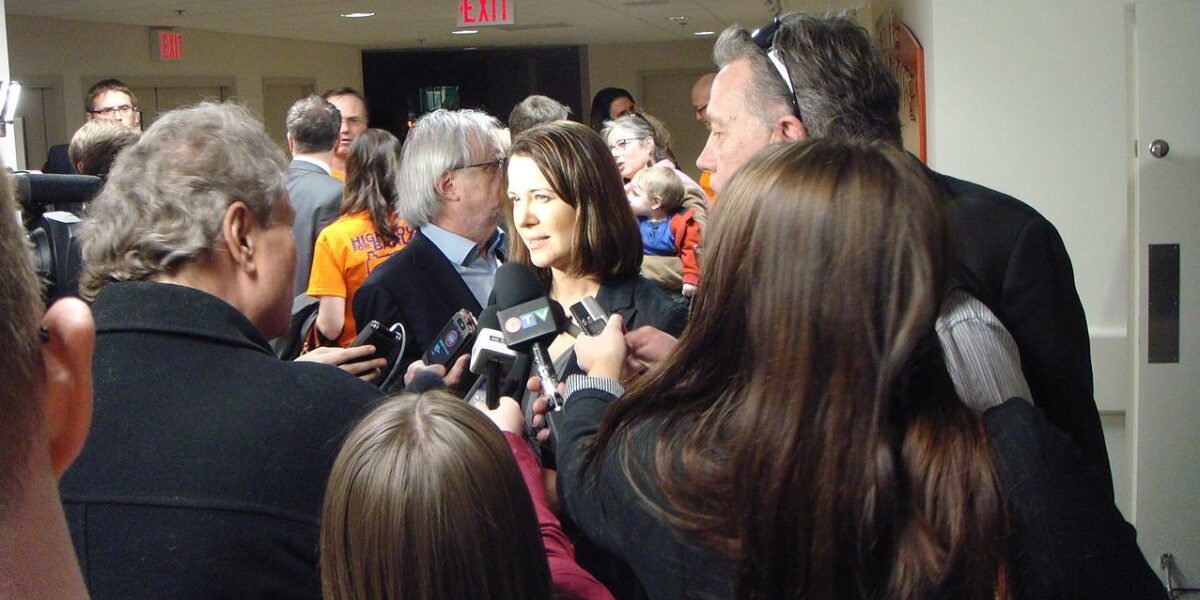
[307, 128, 415, 346]
[556, 139, 1164, 599]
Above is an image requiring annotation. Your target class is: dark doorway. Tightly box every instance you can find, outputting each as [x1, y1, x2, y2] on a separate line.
[362, 46, 582, 138]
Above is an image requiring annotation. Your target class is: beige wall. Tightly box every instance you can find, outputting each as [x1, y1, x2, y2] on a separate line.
[6, 14, 362, 149]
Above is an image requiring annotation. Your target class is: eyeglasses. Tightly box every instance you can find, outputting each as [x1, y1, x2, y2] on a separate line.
[454, 157, 505, 172]
[88, 104, 136, 118]
[750, 17, 804, 122]
[609, 138, 647, 152]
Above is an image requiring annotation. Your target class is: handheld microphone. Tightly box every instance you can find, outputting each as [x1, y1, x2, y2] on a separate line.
[470, 306, 517, 409]
[493, 263, 567, 410]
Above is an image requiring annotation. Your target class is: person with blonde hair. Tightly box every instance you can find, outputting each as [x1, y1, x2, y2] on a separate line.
[320, 390, 612, 600]
[556, 138, 1163, 599]
[628, 165, 702, 297]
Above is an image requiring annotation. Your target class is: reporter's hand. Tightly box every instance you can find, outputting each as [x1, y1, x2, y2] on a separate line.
[296, 345, 387, 382]
[623, 325, 678, 379]
[404, 359, 444, 386]
[574, 314, 627, 381]
[682, 283, 697, 298]
[526, 376, 562, 444]
[404, 354, 470, 388]
[473, 396, 525, 434]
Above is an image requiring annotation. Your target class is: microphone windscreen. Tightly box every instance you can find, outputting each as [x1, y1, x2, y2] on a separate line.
[494, 262, 544, 309]
[406, 369, 448, 394]
[477, 304, 500, 331]
[13, 173, 103, 209]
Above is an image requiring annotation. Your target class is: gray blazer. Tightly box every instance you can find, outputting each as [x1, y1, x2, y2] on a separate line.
[285, 159, 342, 301]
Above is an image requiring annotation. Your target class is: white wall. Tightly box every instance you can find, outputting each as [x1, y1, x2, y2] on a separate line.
[6, 15, 362, 145]
[897, 0, 1165, 515]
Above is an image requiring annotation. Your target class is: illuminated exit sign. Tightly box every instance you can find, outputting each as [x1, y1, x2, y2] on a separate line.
[456, 0, 515, 27]
[151, 29, 183, 61]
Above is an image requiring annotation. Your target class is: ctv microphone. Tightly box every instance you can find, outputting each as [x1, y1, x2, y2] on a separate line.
[493, 263, 567, 409]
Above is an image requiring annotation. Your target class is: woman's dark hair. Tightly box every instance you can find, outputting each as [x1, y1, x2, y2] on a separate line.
[341, 128, 404, 246]
[588, 87, 634, 132]
[593, 138, 1008, 599]
[507, 120, 643, 285]
[320, 390, 553, 600]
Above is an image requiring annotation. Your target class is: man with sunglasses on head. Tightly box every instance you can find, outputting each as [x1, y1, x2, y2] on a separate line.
[688, 14, 1109, 497]
[353, 109, 506, 388]
[44, 79, 141, 174]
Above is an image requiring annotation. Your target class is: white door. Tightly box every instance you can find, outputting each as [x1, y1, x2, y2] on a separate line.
[1132, 0, 1200, 591]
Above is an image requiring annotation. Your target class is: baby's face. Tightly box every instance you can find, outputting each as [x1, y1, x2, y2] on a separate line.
[627, 182, 653, 217]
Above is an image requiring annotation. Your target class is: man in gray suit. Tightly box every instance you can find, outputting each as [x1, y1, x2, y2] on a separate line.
[284, 95, 343, 303]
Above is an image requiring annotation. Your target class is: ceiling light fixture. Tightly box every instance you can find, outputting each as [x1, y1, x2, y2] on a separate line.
[452, 29, 479, 35]
[694, 31, 715, 36]
[340, 12, 375, 18]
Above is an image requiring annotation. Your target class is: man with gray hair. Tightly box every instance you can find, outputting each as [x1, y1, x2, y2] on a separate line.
[354, 108, 506, 383]
[692, 13, 1110, 496]
[285, 94, 343, 300]
[62, 101, 380, 599]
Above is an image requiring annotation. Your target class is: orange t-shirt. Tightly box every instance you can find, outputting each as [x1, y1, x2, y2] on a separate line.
[699, 169, 717, 205]
[306, 211, 414, 346]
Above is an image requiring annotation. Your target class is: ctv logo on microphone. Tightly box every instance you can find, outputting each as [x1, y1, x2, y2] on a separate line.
[497, 299, 559, 348]
[503, 306, 549, 334]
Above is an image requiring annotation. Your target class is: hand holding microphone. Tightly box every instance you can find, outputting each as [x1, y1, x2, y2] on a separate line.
[573, 314, 628, 382]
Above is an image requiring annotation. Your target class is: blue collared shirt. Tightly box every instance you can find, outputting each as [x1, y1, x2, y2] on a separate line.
[420, 222, 505, 308]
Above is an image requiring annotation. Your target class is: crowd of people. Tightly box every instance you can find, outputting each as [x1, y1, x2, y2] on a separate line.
[1, 11, 1169, 600]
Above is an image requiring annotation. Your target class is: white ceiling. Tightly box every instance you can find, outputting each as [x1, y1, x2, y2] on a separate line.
[5, 0, 864, 49]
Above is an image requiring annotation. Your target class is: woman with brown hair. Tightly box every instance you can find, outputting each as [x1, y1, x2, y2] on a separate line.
[556, 139, 1164, 599]
[506, 120, 687, 370]
[320, 390, 613, 600]
[307, 128, 415, 346]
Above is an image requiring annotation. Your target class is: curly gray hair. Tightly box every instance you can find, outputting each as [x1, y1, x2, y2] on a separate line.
[79, 101, 289, 299]
[286, 95, 341, 153]
[394, 109, 501, 227]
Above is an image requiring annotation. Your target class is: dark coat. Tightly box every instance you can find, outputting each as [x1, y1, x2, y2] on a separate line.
[353, 229, 483, 374]
[285, 159, 343, 299]
[937, 171, 1111, 494]
[60, 281, 381, 600]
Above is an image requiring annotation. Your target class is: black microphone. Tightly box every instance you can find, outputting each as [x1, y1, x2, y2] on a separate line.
[13, 173, 103, 211]
[470, 305, 516, 408]
[493, 263, 566, 409]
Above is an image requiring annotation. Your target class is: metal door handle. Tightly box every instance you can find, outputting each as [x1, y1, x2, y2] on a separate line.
[1150, 139, 1170, 158]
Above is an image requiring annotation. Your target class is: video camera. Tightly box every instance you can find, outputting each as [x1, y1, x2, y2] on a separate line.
[13, 172, 103, 304]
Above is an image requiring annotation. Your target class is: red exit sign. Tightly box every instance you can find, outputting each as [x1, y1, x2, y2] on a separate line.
[151, 29, 183, 61]
[456, 0, 515, 27]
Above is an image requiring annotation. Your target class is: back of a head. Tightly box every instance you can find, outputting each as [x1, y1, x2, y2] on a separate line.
[395, 108, 501, 227]
[508, 95, 571, 138]
[343, 128, 403, 244]
[286, 95, 342, 154]
[633, 165, 685, 212]
[78, 101, 289, 300]
[507, 120, 642, 283]
[605, 139, 1005, 599]
[0, 167, 45, 494]
[320, 390, 551, 600]
[771, 13, 902, 144]
[68, 119, 140, 177]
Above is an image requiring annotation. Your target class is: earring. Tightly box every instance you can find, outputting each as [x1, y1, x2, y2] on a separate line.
[39, 326, 50, 344]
